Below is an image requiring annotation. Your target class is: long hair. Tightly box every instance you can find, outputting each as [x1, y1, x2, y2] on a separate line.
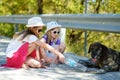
[46, 31, 53, 44]
[46, 28, 59, 44]
[13, 27, 38, 41]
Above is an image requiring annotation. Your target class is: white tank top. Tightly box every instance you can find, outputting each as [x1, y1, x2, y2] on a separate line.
[6, 34, 38, 58]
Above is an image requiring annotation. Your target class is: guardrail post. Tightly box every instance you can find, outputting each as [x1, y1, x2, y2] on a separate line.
[84, 30, 87, 56]
[84, 0, 88, 56]
[14, 24, 18, 32]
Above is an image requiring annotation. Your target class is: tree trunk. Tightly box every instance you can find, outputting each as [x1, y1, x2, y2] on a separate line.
[37, 0, 43, 14]
[94, 0, 102, 14]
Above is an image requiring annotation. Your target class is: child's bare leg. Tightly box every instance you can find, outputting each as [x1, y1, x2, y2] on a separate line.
[27, 43, 37, 56]
[23, 43, 41, 68]
[39, 47, 47, 61]
[25, 56, 42, 68]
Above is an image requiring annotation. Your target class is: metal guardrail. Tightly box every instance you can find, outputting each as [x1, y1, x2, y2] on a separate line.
[0, 14, 120, 55]
[0, 14, 120, 33]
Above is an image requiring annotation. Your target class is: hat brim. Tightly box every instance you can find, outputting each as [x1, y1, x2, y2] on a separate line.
[26, 23, 45, 27]
[45, 25, 61, 33]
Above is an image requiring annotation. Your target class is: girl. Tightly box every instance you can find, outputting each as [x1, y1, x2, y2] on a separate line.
[40, 21, 66, 64]
[5, 17, 65, 68]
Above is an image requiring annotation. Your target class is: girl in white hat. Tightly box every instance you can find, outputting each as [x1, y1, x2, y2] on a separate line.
[4, 17, 65, 68]
[40, 21, 66, 64]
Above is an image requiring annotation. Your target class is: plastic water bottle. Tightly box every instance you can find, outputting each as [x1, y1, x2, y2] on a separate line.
[65, 58, 87, 72]
[49, 58, 57, 68]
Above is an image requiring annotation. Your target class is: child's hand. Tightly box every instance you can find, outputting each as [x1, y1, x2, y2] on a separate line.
[46, 58, 53, 63]
[58, 54, 65, 63]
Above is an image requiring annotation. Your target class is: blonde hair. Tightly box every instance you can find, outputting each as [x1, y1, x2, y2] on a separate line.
[46, 28, 59, 44]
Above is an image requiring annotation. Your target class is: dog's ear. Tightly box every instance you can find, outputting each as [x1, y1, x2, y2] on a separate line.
[88, 44, 92, 53]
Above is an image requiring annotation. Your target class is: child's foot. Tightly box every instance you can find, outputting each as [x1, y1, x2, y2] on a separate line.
[22, 64, 30, 69]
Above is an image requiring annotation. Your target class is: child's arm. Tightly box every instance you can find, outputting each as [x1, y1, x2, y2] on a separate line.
[39, 47, 53, 63]
[59, 43, 66, 53]
[34, 40, 65, 63]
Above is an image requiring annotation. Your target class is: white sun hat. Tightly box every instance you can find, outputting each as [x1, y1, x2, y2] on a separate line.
[26, 17, 45, 27]
[45, 21, 61, 32]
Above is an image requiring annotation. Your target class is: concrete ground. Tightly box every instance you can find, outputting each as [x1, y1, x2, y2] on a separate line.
[0, 36, 120, 80]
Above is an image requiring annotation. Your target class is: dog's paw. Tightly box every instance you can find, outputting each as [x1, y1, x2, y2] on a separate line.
[95, 69, 106, 74]
[87, 69, 106, 74]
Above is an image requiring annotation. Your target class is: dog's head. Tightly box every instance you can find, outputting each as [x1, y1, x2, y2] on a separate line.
[88, 42, 108, 62]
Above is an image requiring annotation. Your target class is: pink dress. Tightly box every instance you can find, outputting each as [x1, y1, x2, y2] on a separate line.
[4, 34, 38, 68]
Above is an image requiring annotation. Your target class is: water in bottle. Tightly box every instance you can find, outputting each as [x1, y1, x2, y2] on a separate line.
[65, 58, 87, 72]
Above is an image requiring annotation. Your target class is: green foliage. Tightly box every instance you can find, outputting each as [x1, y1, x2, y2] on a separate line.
[0, 23, 26, 37]
[0, 0, 38, 15]
[0, 24, 14, 37]
[106, 0, 120, 13]
[43, 0, 84, 14]
[66, 29, 85, 56]
[0, 0, 38, 37]
[88, 0, 120, 13]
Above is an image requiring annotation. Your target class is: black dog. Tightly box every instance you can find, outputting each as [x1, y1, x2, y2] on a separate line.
[78, 42, 120, 72]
